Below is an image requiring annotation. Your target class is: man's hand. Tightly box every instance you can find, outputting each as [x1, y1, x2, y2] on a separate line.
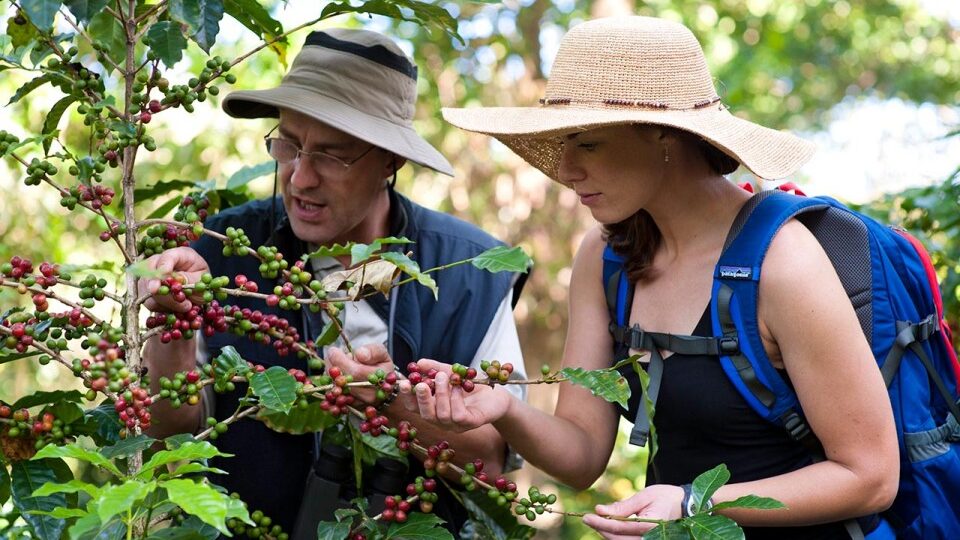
[138, 247, 210, 313]
[326, 344, 395, 403]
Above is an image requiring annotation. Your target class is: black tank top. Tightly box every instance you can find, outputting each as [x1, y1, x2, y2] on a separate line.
[617, 306, 849, 539]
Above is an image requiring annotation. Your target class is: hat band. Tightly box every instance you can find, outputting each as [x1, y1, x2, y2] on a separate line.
[538, 96, 722, 110]
[304, 31, 418, 81]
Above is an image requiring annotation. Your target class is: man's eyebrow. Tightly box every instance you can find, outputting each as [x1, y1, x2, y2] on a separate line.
[276, 127, 352, 150]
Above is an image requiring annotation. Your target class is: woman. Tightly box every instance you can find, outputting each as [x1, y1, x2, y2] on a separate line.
[404, 16, 898, 538]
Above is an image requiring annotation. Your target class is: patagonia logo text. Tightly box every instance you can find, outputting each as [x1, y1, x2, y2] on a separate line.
[719, 266, 753, 280]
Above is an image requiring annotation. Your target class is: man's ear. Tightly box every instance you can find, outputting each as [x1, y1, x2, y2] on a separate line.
[385, 155, 407, 176]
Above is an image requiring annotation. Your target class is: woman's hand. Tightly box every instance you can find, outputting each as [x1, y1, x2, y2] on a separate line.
[398, 359, 514, 432]
[582, 484, 685, 539]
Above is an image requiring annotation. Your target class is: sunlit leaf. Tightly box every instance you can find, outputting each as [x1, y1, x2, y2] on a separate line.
[683, 513, 745, 540]
[191, 0, 225, 53]
[314, 321, 340, 348]
[32, 479, 100, 499]
[96, 481, 155, 522]
[641, 521, 691, 540]
[163, 463, 228, 479]
[559, 367, 630, 409]
[144, 21, 188, 67]
[41, 95, 75, 153]
[304, 242, 354, 260]
[212, 346, 250, 390]
[28, 507, 88, 519]
[168, 0, 202, 33]
[31, 443, 123, 476]
[710, 494, 786, 512]
[250, 365, 298, 414]
[223, 0, 286, 62]
[349, 237, 413, 266]
[385, 512, 453, 539]
[470, 246, 532, 274]
[138, 441, 229, 479]
[7, 73, 51, 106]
[357, 429, 406, 464]
[690, 464, 730, 515]
[162, 479, 236, 535]
[7, 15, 39, 48]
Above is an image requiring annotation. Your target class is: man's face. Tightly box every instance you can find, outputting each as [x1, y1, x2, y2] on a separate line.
[276, 109, 396, 246]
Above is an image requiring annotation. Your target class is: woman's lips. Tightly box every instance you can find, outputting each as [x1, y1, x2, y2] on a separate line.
[578, 192, 601, 206]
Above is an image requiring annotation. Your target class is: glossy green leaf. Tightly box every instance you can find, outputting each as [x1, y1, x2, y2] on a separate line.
[32, 479, 100, 499]
[257, 402, 338, 434]
[316, 520, 351, 540]
[559, 367, 630, 410]
[380, 251, 437, 298]
[133, 179, 202, 205]
[41, 95, 75, 153]
[385, 512, 453, 539]
[63, 0, 110, 25]
[162, 479, 249, 535]
[79, 402, 123, 446]
[10, 460, 67, 540]
[168, 0, 202, 33]
[470, 246, 532, 274]
[223, 0, 285, 57]
[46, 400, 85, 426]
[691, 464, 730, 515]
[147, 196, 184, 219]
[683, 513, 745, 540]
[212, 346, 250, 391]
[710, 494, 786, 512]
[191, 0, 225, 53]
[314, 321, 341, 348]
[7, 73, 51, 106]
[10, 390, 83, 409]
[144, 21, 188, 67]
[303, 242, 355, 260]
[349, 237, 413, 266]
[0, 351, 41, 364]
[163, 463, 227, 479]
[95, 481, 154, 522]
[138, 440, 228, 479]
[641, 522, 691, 540]
[250, 365, 299, 414]
[147, 527, 212, 540]
[100, 434, 157, 459]
[358, 429, 406, 464]
[28, 507, 88, 519]
[31, 442, 123, 476]
[225, 160, 274, 190]
[21, 0, 60, 29]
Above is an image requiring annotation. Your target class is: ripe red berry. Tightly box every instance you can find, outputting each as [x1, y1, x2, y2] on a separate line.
[140, 112, 152, 124]
[148, 100, 161, 113]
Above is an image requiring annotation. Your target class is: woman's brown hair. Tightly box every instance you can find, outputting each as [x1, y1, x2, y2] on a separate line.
[603, 129, 739, 283]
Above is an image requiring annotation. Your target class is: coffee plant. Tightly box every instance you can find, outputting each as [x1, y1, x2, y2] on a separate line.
[0, 1, 781, 539]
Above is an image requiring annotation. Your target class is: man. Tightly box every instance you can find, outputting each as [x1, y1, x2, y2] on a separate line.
[142, 28, 527, 535]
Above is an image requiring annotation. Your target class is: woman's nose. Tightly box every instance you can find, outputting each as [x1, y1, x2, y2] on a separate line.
[557, 144, 584, 186]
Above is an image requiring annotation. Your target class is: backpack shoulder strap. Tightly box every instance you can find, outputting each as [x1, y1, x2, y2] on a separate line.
[714, 191, 832, 442]
[603, 244, 633, 334]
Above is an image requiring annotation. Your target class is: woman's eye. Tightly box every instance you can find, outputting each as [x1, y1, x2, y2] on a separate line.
[577, 142, 597, 150]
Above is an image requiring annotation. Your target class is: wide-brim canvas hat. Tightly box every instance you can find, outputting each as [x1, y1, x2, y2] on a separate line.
[223, 28, 453, 176]
[443, 16, 815, 180]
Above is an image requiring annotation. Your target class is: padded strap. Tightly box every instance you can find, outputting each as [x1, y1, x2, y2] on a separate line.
[608, 325, 737, 356]
[629, 347, 664, 447]
[717, 283, 776, 408]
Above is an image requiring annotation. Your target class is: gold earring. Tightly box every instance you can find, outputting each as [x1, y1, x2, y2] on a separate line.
[664, 145, 669, 163]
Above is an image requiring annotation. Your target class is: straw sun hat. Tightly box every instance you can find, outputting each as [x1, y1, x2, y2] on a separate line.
[223, 28, 453, 176]
[443, 16, 815, 180]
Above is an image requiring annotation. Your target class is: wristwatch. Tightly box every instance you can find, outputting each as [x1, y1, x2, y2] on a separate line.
[680, 483, 714, 518]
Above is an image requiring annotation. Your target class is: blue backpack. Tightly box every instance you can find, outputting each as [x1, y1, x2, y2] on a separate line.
[603, 190, 960, 540]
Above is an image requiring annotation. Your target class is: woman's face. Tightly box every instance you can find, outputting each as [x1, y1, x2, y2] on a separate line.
[557, 124, 665, 223]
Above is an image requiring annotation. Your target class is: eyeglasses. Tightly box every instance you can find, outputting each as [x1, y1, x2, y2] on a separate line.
[264, 136, 377, 178]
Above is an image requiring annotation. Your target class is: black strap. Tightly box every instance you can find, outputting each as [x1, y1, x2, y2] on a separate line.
[630, 347, 663, 446]
[717, 284, 776, 408]
[881, 316, 960, 423]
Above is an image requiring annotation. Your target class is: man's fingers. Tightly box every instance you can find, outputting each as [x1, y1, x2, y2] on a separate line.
[355, 343, 390, 366]
[415, 382, 436, 421]
[433, 372, 451, 422]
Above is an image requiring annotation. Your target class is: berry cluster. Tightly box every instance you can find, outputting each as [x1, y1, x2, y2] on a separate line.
[223, 305, 300, 356]
[226, 502, 286, 540]
[403, 476, 439, 514]
[389, 420, 418, 453]
[79, 339, 130, 395]
[158, 369, 203, 408]
[146, 300, 228, 342]
[99, 221, 128, 243]
[222, 227, 252, 257]
[174, 193, 210, 223]
[317, 366, 355, 417]
[75, 183, 115, 210]
[367, 369, 399, 402]
[77, 274, 110, 309]
[1, 256, 33, 279]
[156, 56, 235, 114]
[487, 476, 519, 508]
[3, 322, 34, 353]
[24, 158, 56, 186]
[0, 130, 20, 153]
[422, 441, 455, 477]
[204, 415, 230, 440]
[114, 386, 153, 431]
[255, 245, 289, 280]
[1, 407, 74, 450]
[405, 362, 478, 393]
[481, 360, 515, 384]
[233, 274, 258, 293]
[381, 495, 413, 523]
[138, 224, 202, 257]
[359, 405, 390, 437]
[512, 486, 558, 522]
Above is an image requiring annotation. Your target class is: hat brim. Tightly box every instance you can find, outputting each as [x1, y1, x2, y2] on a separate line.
[224, 86, 454, 176]
[442, 106, 814, 180]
